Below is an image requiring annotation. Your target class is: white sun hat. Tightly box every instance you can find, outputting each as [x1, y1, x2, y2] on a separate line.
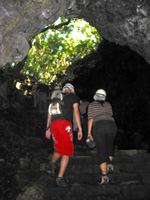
[93, 89, 106, 101]
[62, 83, 74, 93]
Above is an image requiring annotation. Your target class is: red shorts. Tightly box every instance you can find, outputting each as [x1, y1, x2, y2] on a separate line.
[51, 120, 73, 157]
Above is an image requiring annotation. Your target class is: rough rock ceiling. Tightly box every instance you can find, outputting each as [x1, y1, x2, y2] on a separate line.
[0, 0, 150, 67]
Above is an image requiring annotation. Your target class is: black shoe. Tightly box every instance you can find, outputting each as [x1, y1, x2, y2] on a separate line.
[45, 161, 56, 175]
[56, 177, 67, 187]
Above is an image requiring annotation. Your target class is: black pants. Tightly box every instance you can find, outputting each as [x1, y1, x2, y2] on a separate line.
[93, 120, 117, 165]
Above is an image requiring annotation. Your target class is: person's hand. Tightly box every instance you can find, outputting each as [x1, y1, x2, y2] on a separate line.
[45, 129, 51, 139]
[88, 134, 94, 141]
[77, 129, 82, 141]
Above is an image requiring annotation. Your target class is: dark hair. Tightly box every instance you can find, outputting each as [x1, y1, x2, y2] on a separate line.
[97, 100, 105, 106]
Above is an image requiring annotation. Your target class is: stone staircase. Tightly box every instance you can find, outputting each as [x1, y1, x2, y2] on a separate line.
[15, 146, 150, 200]
[43, 147, 150, 200]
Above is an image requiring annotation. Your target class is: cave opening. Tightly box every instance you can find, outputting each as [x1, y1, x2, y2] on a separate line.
[1, 2, 150, 199]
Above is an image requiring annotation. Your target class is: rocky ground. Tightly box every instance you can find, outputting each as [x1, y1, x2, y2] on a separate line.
[0, 104, 50, 200]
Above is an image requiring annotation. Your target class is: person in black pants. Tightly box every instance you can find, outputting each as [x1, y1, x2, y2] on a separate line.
[88, 89, 117, 184]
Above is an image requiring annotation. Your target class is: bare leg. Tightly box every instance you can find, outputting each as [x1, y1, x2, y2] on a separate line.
[99, 162, 109, 184]
[100, 162, 107, 175]
[52, 152, 61, 163]
[58, 156, 69, 177]
[109, 156, 113, 162]
[108, 156, 114, 173]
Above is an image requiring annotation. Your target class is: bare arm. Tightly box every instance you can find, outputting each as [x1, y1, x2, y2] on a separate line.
[45, 113, 51, 139]
[46, 113, 51, 128]
[73, 103, 82, 140]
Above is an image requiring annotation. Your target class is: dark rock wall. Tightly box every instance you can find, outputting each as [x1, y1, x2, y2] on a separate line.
[0, 0, 150, 66]
[80, 0, 150, 64]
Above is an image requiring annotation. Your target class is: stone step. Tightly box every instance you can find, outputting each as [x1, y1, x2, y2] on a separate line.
[114, 153, 150, 163]
[39, 149, 150, 177]
[16, 171, 150, 200]
[115, 149, 148, 156]
[25, 149, 149, 166]
[74, 148, 148, 157]
[16, 147, 150, 200]
[69, 153, 150, 165]
[41, 162, 150, 186]
[44, 183, 149, 200]
[64, 173, 143, 185]
[65, 162, 150, 174]
[117, 162, 150, 173]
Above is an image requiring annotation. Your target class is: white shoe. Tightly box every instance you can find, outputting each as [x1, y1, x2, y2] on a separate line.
[99, 175, 109, 185]
[107, 164, 114, 174]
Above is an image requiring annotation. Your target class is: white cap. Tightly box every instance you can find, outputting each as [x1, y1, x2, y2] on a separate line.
[54, 86, 61, 90]
[62, 83, 74, 93]
[93, 89, 106, 101]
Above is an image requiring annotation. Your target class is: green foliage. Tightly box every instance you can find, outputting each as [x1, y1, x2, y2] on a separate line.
[21, 17, 102, 85]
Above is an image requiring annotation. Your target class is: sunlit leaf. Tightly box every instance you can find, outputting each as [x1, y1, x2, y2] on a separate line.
[21, 17, 102, 84]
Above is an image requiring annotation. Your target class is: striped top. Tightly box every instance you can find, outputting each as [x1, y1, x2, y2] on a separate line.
[88, 101, 114, 124]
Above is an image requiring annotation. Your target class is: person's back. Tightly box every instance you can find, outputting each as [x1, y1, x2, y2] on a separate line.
[88, 89, 117, 184]
[45, 83, 82, 187]
[88, 100, 114, 123]
[79, 100, 89, 116]
[51, 92, 79, 124]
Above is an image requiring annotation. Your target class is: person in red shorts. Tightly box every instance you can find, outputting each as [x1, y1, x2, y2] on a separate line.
[45, 83, 82, 187]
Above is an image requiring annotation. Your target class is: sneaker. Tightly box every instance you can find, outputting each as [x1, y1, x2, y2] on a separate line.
[107, 164, 114, 174]
[56, 177, 67, 187]
[45, 161, 56, 175]
[99, 175, 109, 185]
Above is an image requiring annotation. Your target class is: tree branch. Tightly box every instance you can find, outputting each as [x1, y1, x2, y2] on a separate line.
[39, 19, 71, 34]
[28, 19, 71, 48]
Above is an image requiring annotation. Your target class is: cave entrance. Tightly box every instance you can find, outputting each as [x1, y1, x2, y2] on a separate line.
[1, 16, 101, 111]
[20, 17, 101, 88]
